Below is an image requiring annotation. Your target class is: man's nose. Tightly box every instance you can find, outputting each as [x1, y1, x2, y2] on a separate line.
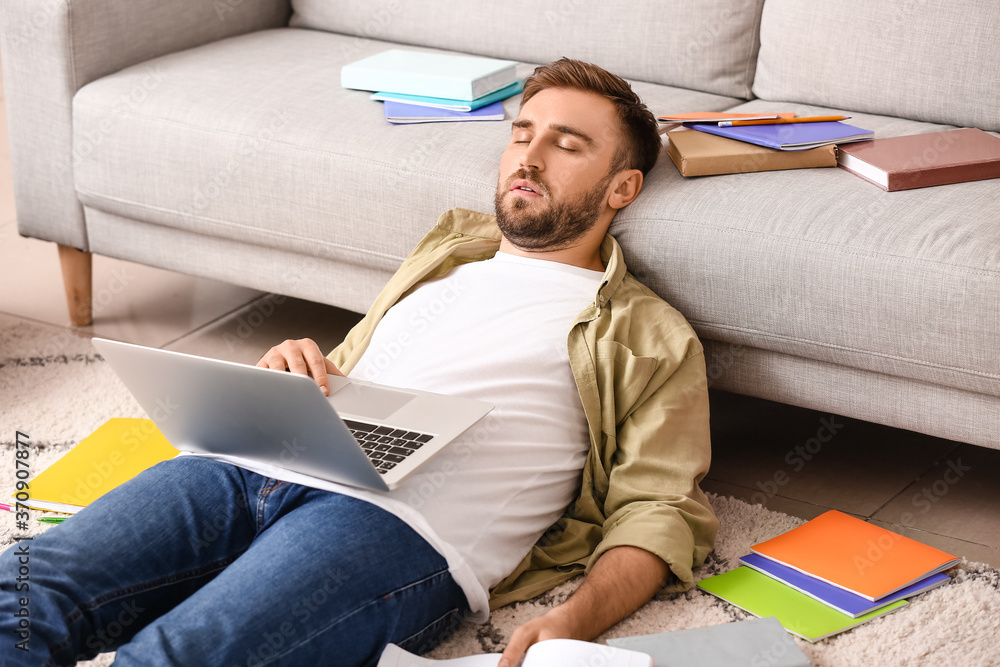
[518, 141, 544, 171]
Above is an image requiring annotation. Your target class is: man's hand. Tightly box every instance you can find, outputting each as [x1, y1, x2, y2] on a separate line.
[256, 338, 344, 396]
[498, 546, 669, 666]
[498, 606, 584, 667]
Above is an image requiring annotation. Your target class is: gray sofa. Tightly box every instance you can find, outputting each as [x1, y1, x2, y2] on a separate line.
[2, 0, 998, 449]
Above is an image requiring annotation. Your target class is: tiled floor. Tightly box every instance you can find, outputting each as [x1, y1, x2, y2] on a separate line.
[2, 54, 998, 571]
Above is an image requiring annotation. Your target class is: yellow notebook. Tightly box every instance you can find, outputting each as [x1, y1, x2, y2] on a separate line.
[15, 418, 179, 514]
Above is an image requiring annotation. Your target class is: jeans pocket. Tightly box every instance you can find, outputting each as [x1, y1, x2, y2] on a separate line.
[395, 607, 462, 656]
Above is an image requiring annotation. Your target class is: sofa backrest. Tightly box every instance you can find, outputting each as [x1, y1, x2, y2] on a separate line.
[289, 0, 766, 99]
[754, 0, 1000, 131]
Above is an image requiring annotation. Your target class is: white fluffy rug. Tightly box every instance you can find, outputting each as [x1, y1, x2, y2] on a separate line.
[2, 318, 999, 666]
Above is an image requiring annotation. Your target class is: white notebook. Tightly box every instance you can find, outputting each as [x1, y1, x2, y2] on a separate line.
[342, 49, 518, 101]
[378, 639, 652, 666]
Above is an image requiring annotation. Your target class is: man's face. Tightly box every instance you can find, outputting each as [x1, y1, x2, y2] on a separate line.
[494, 87, 624, 251]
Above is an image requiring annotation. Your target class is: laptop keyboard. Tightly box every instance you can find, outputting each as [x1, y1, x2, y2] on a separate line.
[343, 419, 434, 475]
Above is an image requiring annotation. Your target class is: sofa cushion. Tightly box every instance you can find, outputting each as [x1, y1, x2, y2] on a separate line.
[753, 0, 1000, 131]
[289, 0, 766, 99]
[71, 27, 739, 277]
[616, 99, 1000, 400]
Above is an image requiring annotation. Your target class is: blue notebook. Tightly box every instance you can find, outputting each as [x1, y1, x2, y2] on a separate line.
[740, 553, 950, 618]
[383, 100, 505, 124]
[342, 49, 517, 101]
[371, 80, 524, 111]
[689, 121, 873, 151]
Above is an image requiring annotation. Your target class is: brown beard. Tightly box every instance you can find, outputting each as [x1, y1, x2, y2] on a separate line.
[494, 169, 612, 251]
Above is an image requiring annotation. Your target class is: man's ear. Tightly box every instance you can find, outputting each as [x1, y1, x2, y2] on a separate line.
[608, 169, 644, 210]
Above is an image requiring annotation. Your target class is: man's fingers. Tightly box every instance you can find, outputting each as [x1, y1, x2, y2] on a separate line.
[255, 339, 338, 396]
[498, 625, 536, 667]
[300, 345, 332, 395]
[257, 348, 288, 370]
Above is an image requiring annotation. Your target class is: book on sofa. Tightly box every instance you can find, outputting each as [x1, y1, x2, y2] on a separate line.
[341, 49, 518, 101]
[666, 128, 837, 176]
[383, 100, 505, 124]
[370, 80, 524, 111]
[689, 121, 873, 151]
[836, 128, 1000, 191]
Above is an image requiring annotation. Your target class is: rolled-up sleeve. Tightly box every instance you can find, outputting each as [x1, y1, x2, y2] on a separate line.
[588, 348, 718, 594]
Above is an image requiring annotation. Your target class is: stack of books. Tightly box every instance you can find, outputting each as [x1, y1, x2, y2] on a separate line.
[698, 510, 959, 642]
[342, 49, 522, 124]
[662, 112, 873, 177]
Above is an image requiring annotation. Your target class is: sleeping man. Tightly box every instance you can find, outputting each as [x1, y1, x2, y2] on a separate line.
[0, 58, 717, 666]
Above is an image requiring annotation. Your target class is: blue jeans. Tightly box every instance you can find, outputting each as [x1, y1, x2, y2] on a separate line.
[0, 456, 468, 666]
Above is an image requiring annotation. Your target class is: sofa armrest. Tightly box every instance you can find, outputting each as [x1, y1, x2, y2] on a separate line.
[0, 0, 291, 249]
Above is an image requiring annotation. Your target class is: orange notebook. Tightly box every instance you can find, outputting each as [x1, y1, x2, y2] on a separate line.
[751, 510, 959, 601]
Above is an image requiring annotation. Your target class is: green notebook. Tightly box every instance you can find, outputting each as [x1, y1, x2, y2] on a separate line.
[698, 567, 906, 642]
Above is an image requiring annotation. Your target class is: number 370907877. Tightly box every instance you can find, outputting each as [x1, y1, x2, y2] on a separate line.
[13, 431, 31, 530]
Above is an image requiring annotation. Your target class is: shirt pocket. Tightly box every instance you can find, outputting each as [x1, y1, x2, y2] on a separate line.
[595, 340, 658, 432]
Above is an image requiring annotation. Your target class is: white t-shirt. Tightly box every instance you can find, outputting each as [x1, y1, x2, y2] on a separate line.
[206, 252, 603, 620]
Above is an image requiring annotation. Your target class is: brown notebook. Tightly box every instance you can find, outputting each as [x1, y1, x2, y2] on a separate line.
[837, 128, 1000, 191]
[665, 129, 837, 177]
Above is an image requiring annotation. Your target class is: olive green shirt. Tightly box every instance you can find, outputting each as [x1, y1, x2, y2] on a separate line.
[328, 208, 718, 610]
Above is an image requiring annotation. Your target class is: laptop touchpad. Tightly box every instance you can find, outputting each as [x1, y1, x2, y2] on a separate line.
[329, 382, 416, 420]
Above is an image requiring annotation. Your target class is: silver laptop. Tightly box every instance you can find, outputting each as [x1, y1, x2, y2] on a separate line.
[92, 338, 494, 491]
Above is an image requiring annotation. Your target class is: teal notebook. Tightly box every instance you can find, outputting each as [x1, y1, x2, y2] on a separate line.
[698, 567, 906, 642]
[371, 80, 524, 111]
[342, 49, 517, 101]
[607, 617, 812, 667]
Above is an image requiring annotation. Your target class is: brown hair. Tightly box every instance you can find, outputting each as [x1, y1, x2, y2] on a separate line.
[520, 58, 661, 176]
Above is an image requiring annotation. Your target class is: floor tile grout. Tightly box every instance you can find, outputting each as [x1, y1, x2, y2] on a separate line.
[866, 441, 964, 521]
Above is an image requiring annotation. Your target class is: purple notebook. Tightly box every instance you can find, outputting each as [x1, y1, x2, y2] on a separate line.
[384, 99, 505, 124]
[689, 121, 873, 151]
[740, 553, 950, 617]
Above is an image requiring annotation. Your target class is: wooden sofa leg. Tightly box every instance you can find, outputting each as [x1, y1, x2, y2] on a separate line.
[57, 244, 93, 326]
